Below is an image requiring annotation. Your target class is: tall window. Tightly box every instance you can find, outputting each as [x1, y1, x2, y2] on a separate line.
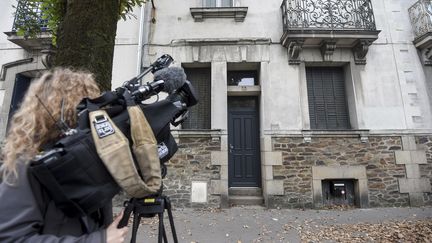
[203, 0, 233, 7]
[306, 67, 350, 130]
[182, 67, 211, 129]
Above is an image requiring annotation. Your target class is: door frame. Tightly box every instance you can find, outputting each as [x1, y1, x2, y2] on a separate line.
[227, 96, 262, 188]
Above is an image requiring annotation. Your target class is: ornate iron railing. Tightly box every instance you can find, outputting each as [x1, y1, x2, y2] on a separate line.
[281, 0, 377, 31]
[409, 0, 432, 40]
[12, 0, 48, 32]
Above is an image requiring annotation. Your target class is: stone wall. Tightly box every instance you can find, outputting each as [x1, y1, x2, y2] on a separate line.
[163, 136, 221, 208]
[269, 136, 414, 208]
[113, 135, 432, 209]
[417, 136, 432, 206]
[112, 135, 221, 208]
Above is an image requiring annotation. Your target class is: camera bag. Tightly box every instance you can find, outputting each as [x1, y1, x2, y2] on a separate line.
[89, 105, 161, 198]
[29, 91, 162, 217]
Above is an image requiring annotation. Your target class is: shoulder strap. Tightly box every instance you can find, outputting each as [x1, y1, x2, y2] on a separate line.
[128, 106, 162, 192]
[89, 109, 160, 198]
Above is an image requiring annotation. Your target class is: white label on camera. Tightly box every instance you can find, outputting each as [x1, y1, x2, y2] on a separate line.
[158, 142, 169, 158]
[94, 119, 115, 138]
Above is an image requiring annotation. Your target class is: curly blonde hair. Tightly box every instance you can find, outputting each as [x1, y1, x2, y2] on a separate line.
[1, 68, 101, 182]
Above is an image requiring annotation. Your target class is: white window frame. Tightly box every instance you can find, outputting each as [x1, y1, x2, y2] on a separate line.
[203, 0, 234, 7]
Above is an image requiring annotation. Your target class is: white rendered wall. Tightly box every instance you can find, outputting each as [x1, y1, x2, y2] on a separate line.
[144, 0, 432, 132]
[0, 0, 430, 132]
[112, 6, 142, 89]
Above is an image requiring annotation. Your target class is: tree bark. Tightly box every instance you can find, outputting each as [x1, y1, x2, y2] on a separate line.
[54, 0, 119, 91]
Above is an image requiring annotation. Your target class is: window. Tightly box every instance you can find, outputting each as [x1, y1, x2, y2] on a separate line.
[306, 67, 350, 130]
[203, 0, 233, 7]
[191, 0, 247, 22]
[227, 71, 257, 86]
[182, 67, 211, 129]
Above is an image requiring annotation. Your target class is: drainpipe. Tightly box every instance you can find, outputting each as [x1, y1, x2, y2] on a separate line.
[136, 0, 154, 74]
[136, 3, 146, 75]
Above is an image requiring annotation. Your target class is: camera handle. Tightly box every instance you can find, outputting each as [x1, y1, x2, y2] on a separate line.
[123, 54, 173, 91]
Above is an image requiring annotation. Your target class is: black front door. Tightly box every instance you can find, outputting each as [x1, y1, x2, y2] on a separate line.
[228, 97, 261, 187]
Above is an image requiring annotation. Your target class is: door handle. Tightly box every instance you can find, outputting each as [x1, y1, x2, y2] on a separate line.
[229, 144, 234, 153]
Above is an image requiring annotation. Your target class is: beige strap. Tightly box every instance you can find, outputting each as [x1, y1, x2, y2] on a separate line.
[127, 106, 161, 192]
[89, 109, 160, 198]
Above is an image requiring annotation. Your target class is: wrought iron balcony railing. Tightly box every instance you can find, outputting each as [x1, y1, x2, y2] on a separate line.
[12, 0, 48, 32]
[409, 0, 432, 42]
[280, 0, 380, 65]
[5, 0, 51, 51]
[281, 0, 377, 31]
[409, 0, 432, 65]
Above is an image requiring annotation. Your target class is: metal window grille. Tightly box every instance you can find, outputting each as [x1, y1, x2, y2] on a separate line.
[183, 68, 211, 129]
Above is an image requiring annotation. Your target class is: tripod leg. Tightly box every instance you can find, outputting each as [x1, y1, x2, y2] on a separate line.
[130, 213, 141, 243]
[158, 212, 168, 243]
[165, 201, 178, 243]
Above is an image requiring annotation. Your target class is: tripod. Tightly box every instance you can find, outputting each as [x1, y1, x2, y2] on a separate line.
[118, 195, 178, 243]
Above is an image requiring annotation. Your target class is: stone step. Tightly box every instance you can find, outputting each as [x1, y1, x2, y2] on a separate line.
[229, 195, 264, 206]
[229, 187, 262, 196]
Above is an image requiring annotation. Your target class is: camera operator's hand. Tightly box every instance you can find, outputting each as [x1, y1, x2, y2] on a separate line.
[106, 211, 129, 243]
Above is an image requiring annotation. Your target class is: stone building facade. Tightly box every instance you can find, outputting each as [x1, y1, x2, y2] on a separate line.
[0, 0, 431, 209]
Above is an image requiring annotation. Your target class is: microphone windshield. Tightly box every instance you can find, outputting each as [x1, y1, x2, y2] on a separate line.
[153, 67, 187, 94]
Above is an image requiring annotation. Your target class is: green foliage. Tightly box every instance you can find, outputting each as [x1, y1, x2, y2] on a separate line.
[13, 0, 66, 45]
[12, 0, 146, 45]
[12, 1, 45, 37]
[119, 0, 147, 20]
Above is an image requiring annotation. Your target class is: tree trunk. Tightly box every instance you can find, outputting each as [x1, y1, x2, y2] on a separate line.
[54, 0, 119, 91]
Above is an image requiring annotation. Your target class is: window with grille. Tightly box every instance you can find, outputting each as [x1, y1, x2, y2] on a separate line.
[203, 0, 233, 7]
[182, 67, 211, 129]
[306, 67, 350, 130]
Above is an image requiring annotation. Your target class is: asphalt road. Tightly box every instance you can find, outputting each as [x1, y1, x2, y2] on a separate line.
[113, 206, 432, 243]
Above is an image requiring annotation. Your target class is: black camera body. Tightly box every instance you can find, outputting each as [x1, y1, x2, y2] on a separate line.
[29, 54, 198, 217]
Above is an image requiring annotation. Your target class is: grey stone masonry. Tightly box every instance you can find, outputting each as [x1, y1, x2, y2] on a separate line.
[395, 136, 432, 206]
[163, 136, 221, 208]
[417, 136, 432, 206]
[113, 135, 222, 208]
[270, 136, 414, 209]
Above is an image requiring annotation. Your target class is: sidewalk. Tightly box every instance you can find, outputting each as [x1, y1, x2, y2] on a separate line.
[115, 206, 432, 243]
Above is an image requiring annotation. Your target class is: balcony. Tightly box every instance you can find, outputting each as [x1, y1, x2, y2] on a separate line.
[4, 0, 52, 51]
[409, 0, 432, 65]
[280, 0, 380, 64]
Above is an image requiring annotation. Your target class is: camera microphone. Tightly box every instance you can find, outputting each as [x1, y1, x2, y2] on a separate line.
[153, 67, 187, 94]
[130, 67, 188, 101]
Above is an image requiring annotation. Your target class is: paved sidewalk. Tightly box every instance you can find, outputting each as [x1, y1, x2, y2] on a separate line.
[114, 206, 432, 243]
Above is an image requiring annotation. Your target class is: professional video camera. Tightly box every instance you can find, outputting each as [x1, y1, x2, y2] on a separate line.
[113, 54, 198, 174]
[29, 55, 198, 236]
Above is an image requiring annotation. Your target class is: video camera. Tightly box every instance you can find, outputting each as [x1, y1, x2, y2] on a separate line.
[29, 54, 198, 217]
[116, 54, 198, 175]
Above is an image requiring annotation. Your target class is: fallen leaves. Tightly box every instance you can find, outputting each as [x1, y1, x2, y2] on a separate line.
[299, 219, 432, 243]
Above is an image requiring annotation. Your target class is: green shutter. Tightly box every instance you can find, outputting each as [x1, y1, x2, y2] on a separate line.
[306, 67, 350, 130]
